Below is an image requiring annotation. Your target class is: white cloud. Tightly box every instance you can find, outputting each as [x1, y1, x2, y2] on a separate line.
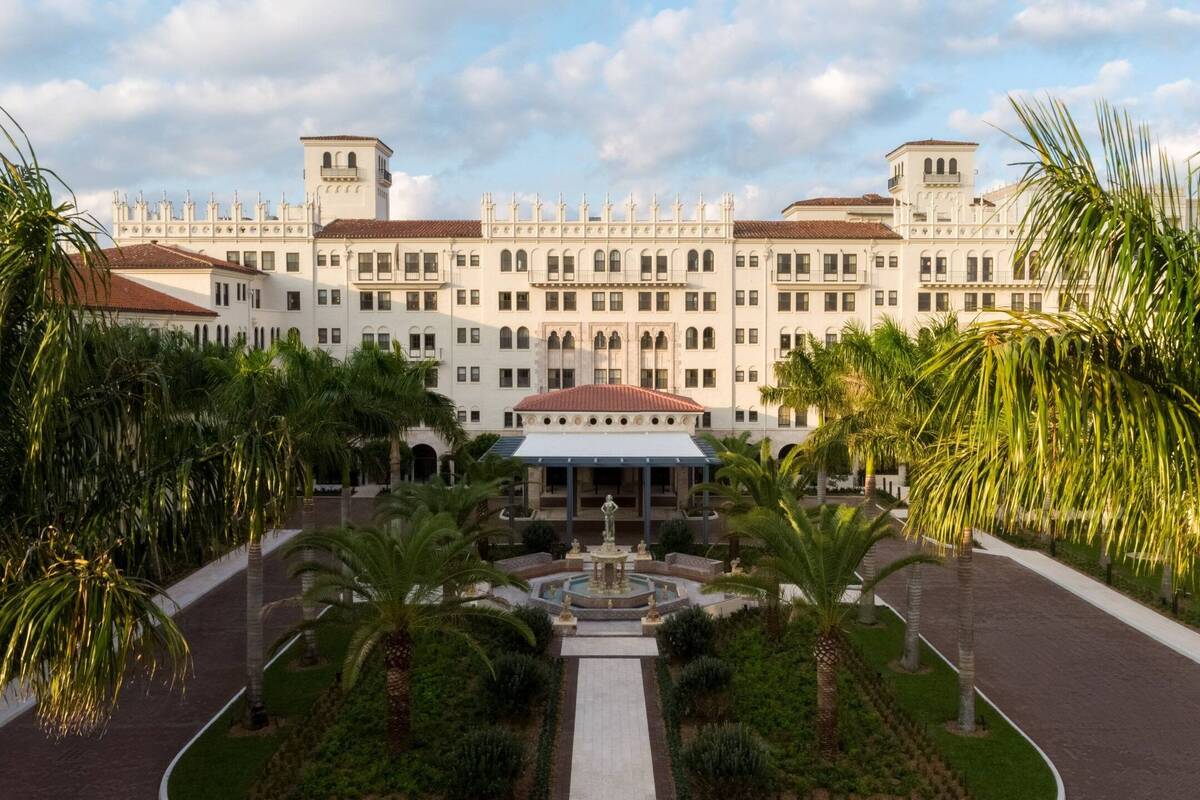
[1012, 1, 1200, 41]
[387, 173, 442, 219]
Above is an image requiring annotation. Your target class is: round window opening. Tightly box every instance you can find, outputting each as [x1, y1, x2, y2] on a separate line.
[651, 416, 660, 425]
[620, 416, 628, 425]
[543, 417, 551, 425]
[589, 416, 598, 426]
[605, 417, 613, 425]
[558, 417, 567, 425]
[666, 416, 675, 425]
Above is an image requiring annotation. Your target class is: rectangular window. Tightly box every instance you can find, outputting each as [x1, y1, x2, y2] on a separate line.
[779, 406, 792, 427]
[424, 291, 437, 310]
[424, 252, 438, 276]
[470, 366, 480, 383]
[226, 251, 239, 264]
[640, 369, 653, 389]
[285, 252, 299, 272]
[363, 332, 375, 346]
[936, 292, 950, 311]
[778, 292, 791, 311]
[562, 368, 575, 388]
[777, 253, 792, 278]
[548, 254, 559, 277]
[261, 251, 275, 271]
[842, 292, 855, 312]
[797, 253, 811, 279]
[424, 369, 437, 388]
[545, 292, 558, 311]
[377, 332, 390, 349]
[749, 328, 758, 344]
[610, 292, 623, 311]
[917, 292, 931, 312]
[685, 292, 699, 311]
[1014, 256, 1026, 281]
[410, 333, 422, 353]
[374, 291, 389, 311]
[748, 409, 758, 422]
[981, 292, 995, 310]
[655, 369, 667, 390]
[967, 256, 979, 282]
[358, 253, 374, 279]
[874, 255, 884, 271]
[406, 291, 419, 311]
[517, 368, 530, 388]
[470, 253, 480, 268]
[243, 251, 257, 270]
[592, 291, 605, 311]
[317, 327, 328, 344]
[700, 412, 711, 428]
[826, 332, 838, 345]
[823, 253, 838, 279]
[656, 291, 669, 311]
[499, 292, 512, 310]
[796, 292, 809, 311]
[982, 256, 994, 282]
[685, 369, 698, 388]
[749, 255, 759, 269]
[558, 292, 572, 311]
[748, 290, 758, 306]
[330, 327, 341, 344]
[920, 257, 931, 280]
[889, 255, 898, 269]
[824, 292, 837, 311]
[1030, 292, 1042, 312]
[874, 290, 884, 306]
[456, 254, 466, 268]
[735, 409, 745, 422]
[1011, 292, 1024, 312]
[842, 253, 857, 278]
[736, 254, 746, 269]
[405, 253, 419, 278]
[457, 367, 467, 382]
[608, 369, 622, 385]
[593, 369, 606, 385]
[457, 289, 467, 305]
[457, 327, 467, 344]
[318, 289, 328, 305]
[888, 290, 897, 306]
[703, 369, 716, 388]
[735, 328, 745, 344]
[735, 369, 745, 383]
[638, 292, 651, 311]
[504, 411, 515, 429]
[656, 254, 667, 277]
[735, 290, 745, 306]
[470, 289, 479, 305]
[470, 328, 479, 344]
[964, 292, 978, 312]
[703, 292, 717, 311]
[331, 289, 341, 306]
[377, 253, 392, 278]
[424, 332, 436, 351]
[286, 291, 301, 311]
[470, 409, 480, 423]
[641, 254, 652, 278]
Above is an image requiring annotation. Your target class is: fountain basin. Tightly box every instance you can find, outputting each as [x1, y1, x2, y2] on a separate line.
[541, 574, 680, 610]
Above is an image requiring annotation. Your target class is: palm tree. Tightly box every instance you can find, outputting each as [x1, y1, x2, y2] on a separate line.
[376, 475, 506, 547]
[910, 98, 1200, 731]
[706, 499, 933, 758]
[760, 335, 849, 504]
[284, 512, 532, 751]
[211, 346, 294, 729]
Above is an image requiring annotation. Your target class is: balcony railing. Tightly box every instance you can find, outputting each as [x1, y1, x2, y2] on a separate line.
[770, 270, 866, 285]
[320, 166, 359, 180]
[378, 168, 392, 183]
[919, 270, 1047, 285]
[527, 269, 689, 286]
[888, 175, 903, 190]
[353, 269, 446, 284]
[922, 171, 961, 185]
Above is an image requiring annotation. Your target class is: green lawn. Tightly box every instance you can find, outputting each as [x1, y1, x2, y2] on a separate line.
[847, 610, 1058, 800]
[168, 623, 353, 800]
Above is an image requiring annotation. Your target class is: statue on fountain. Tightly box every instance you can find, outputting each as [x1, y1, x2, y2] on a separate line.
[588, 494, 630, 593]
[600, 494, 619, 549]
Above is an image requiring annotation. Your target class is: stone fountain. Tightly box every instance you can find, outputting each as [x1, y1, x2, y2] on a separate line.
[587, 494, 630, 593]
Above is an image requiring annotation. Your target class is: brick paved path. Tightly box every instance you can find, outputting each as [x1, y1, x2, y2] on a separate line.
[871, 530, 1200, 800]
[0, 498, 375, 800]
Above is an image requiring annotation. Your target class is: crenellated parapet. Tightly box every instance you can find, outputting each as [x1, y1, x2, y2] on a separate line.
[478, 192, 737, 242]
[112, 190, 317, 243]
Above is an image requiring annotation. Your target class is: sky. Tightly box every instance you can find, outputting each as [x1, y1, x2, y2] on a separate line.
[2, 0, 1199, 227]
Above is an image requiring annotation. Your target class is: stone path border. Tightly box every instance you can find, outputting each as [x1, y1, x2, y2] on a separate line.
[0, 527, 301, 730]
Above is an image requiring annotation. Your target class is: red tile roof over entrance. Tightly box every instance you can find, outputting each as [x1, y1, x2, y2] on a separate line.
[733, 220, 900, 240]
[71, 271, 217, 317]
[315, 219, 482, 239]
[514, 385, 704, 413]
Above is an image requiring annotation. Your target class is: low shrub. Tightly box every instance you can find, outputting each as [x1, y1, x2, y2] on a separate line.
[498, 605, 554, 656]
[521, 520, 558, 554]
[659, 517, 695, 554]
[445, 726, 526, 800]
[482, 653, 550, 718]
[682, 723, 773, 800]
[658, 606, 715, 662]
[670, 656, 733, 721]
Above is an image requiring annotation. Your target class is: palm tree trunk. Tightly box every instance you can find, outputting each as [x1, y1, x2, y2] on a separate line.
[901, 561, 923, 672]
[862, 460, 876, 505]
[956, 528, 976, 733]
[385, 628, 414, 752]
[816, 460, 828, 505]
[857, 548, 877, 625]
[340, 460, 353, 605]
[244, 503, 268, 729]
[389, 433, 402, 492]
[1160, 559, 1174, 605]
[299, 468, 320, 665]
[814, 632, 840, 759]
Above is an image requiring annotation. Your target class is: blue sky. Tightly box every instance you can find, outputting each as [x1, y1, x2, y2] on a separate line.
[2, 0, 1198, 225]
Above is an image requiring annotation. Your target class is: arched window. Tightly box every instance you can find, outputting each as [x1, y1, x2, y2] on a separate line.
[562, 331, 575, 350]
[202, 324, 209, 344]
[193, 324, 200, 345]
[948, 157, 958, 174]
[685, 327, 698, 349]
[608, 331, 621, 349]
[687, 250, 699, 271]
[609, 249, 621, 272]
[347, 152, 357, 169]
[499, 326, 513, 349]
[594, 249, 606, 273]
[500, 249, 512, 272]
[515, 250, 528, 272]
[655, 331, 668, 350]
[640, 332, 653, 350]
[225, 325, 231, 345]
[322, 152, 331, 168]
[517, 327, 530, 349]
[924, 157, 933, 174]
[547, 332, 560, 350]
[702, 327, 715, 349]
[702, 250, 714, 272]
[594, 332, 607, 350]
[936, 157, 945, 174]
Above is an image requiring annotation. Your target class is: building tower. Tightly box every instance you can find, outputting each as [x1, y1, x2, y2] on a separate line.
[301, 135, 393, 223]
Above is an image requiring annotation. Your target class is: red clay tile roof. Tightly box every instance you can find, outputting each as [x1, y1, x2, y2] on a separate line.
[514, 385, 704, 413]
[782, 193, 892, 210]
[82, 243, 261, 276]
[886, 138, 978, 157]
[315, 219, 482, 239]
[71, 270, 216, 317]
[733, 220, 900, 240]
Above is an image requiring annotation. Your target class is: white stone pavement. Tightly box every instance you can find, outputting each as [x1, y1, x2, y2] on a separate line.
[569, 658, 657, 800]
[977, 532, 1200, 667]
[0, 527, 302, 729]
[561, 636, 659, 658]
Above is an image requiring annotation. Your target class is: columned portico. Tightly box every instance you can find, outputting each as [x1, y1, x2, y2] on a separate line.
[487, 385, 720, 546]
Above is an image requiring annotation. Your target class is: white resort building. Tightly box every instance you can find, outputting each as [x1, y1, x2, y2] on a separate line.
[99, 135, 1073, 469]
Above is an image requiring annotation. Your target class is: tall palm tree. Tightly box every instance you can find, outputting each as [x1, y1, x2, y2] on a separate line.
[760, 335, 849, 504]
[706, 499, 932, 758]
[211, 346, 294, 729]
[910, 98, 1200, 731]
[285, 512, 532, 751]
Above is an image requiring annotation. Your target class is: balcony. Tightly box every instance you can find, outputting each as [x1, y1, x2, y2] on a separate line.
[407, 347, 444, 361]
[320, 166, 359, 180]
[770, 270, 867, 286]
[353, 269, 446, 285]
[919, 269, 1048, 286]
[527, 268, 689, 287]
[378, 168, 392, 185]
[888, 174, 903, 190]
[923, 171, 961, 185]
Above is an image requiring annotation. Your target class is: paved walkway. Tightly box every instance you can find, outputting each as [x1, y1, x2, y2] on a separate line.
[0, 498, 376, 800]
[569, 658, 656, 800]
[870, 528, 1200, 800]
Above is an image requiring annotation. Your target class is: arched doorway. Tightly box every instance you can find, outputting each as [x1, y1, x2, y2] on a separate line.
[412, 444, 438, 483]
[779, 443, 798, 461]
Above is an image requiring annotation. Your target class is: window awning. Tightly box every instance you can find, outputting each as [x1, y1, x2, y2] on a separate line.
[485, 432, 721, 467]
